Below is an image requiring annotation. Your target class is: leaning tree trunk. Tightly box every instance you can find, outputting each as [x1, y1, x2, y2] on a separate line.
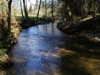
[7, 0, 12, 33]
[6, 0, 12, 58]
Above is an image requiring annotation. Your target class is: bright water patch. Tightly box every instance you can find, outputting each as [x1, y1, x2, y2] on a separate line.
[11, 23, 68, 75]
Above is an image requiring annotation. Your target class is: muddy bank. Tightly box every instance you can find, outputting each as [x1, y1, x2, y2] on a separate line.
[59, 35, 100, 75]
[19, 17, 53, 29]
[57, 16, 100, 39]
[0, 20, 21, 71]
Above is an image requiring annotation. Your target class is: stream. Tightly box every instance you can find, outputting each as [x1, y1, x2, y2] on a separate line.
[8, 23, 69, 75]
[3, 22, 100, 75]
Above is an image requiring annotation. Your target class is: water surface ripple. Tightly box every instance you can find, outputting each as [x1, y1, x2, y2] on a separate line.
[11, 23, 68, 75]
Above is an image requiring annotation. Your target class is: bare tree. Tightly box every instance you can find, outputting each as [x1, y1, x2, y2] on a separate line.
[45, 0, 47, 17]
[23, 0, 29, 19]
[7, 0, 12, 33]
[80, 0, 86, 18]
[51, 0, 54, 22]
[20, 0, 24, 18]
[36, 0, 42, 21]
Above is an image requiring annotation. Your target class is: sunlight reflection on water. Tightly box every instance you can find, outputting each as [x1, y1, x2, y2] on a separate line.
[11, 23, 68, 75]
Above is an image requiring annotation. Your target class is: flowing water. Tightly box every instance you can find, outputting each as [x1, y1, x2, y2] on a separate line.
[4, 23, 100, 75]
[9, 23, 69, 75]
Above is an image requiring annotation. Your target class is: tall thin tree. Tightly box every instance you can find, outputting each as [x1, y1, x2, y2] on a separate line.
[23, 0, 29, 19]
[51, 0, 54, 22]
[36, 0, 42, 21]
[45, 0, 47, 17]
[7, 0, 12, 33]
[20, 0, 24, 18]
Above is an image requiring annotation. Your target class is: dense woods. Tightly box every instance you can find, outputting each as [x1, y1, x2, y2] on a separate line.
[58, 0, 100, 20]
[0, 0, 100, 74]
[57, 0, 100, 36]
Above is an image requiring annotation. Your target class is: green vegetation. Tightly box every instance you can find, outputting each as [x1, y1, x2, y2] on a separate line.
[57, 15, 100, 39]
[57, 0, 100, 40]
[0, 42, 6, 55]
[0, 0, 100, 74]
[0, 42, 6, 62]
[16, 15, 44, 21]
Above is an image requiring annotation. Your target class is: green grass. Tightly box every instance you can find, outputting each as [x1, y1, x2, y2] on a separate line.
[0, 42, 6, 56]
[0, 42, 6, 62]
[15, 15, 44, 21]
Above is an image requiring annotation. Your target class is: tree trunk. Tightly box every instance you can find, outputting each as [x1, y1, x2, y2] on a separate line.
[36, 0, 42, 22]
[51, 0, 54, 22]
[80, 0, 86, 18]
[20, 0, 24, 18]
[45, 0, 47, 17]
[7, 0, 12, 33]
[23, 0, 29, 19]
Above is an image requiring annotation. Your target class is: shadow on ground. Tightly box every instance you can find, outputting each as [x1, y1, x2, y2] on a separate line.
[59, 35, 100, 75]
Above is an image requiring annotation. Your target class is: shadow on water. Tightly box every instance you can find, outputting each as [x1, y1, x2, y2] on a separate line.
[59, 35, 100, 75]
[5, 23, 66, 75]
[4, 23, 100, 75]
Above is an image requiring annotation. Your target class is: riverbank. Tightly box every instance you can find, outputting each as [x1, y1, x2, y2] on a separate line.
[19, 17, 52, 29]
[57, 16, 100, 41]
[0, 20, 21, 72]
[0, 17, 52, 68]
[57, 16, 100, 75]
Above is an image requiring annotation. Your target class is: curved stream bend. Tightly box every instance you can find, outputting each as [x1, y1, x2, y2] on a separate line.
[11, 23, 68, 75]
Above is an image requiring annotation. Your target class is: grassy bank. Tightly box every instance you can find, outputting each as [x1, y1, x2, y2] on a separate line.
[0, 15, 52, 65]
[16, 16, 52, 29]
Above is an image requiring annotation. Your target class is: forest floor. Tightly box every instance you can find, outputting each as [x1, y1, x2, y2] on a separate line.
[57, 15, 100, 41]
[59, 35, 100, 75]
[57, 16, 100, 75]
